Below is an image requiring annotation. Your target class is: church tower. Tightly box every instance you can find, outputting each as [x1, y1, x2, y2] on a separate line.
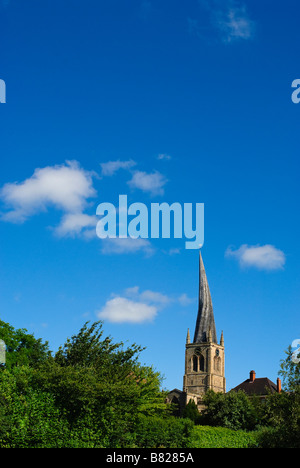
[183, 252, 226, 408]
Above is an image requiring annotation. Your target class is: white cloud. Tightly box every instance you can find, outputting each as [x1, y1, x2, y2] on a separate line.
[225, 244, 286, 271]
[124, 286, 140, 296]
[125, 286, 171, 306]
[125, 285, 195, 309]
[127, 170, 167, 196]
[198, 0, 255, 43]
[157, 153, 172, 161]
[97, 296, 157, 324]
[54, 213, 98, 239]
[100, 159, 169, 197]
[100, 237, 155, 256]
[216, 4, 254, 43]
[100, 159, 136, 177]
[178, 293, 195, 306]
[163, 247, 181, 256]
[97, 285, 194, 324]
[139, 289, 171, 305]
[0, 161, 96, 224]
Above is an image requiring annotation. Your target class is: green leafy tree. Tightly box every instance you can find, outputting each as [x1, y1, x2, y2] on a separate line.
[182, 399, 201, 424]
[258, 387, 300, 448]
[279, 343, 300, 391]
[0, 320, 194, 448]
[33, 322, 172, 447]
[0, 366, 70, 448]
[0, 320, 50, 369]
[201, 390, 258, 431]
[257, 343, 300, 448]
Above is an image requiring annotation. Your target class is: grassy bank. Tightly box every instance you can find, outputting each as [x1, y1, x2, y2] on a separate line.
[190, 425, 259, 448]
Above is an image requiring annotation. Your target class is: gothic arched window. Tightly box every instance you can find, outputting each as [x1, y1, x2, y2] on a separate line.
[214, 356, 221, 373]
[199, 354, 205, 372]
[192, 355, 198, 372]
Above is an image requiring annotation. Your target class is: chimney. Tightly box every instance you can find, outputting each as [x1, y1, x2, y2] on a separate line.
[277, 378, 282, 393]
[250, 370, 256, 382]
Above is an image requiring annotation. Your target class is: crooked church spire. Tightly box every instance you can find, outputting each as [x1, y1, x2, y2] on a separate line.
[193, 251, 217, 343]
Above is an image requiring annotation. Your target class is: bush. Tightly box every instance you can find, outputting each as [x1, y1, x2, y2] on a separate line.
[256, 387, 300, 448]
[0, 368, 70, 448]
[0, 322, 190, 448]
[181, 399, 201, 424]
[201, 390, 258, 431]
[135, 415, 194, 448]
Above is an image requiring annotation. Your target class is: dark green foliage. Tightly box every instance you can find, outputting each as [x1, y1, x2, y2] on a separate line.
[257, 387, 300, 448]
[0, 366, 70, 448]
[253, 341, 300, 448]
[135, 415, 194, 448]
[0, 321, 189, 448]
[1, 321, 299, 448]
[191, 425, 259, 448]
[54, 321, 143, 370]
[181, 399, 201, 424]
[279, 343, 300, 391]
[201, 390, 258, 431]
[0, 320, 50, 369]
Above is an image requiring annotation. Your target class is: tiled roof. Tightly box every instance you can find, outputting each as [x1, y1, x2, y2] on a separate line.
[230, 377, 278, 396]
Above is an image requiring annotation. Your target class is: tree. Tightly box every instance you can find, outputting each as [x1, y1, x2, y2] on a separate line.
[201, 390, 258, 431]
[258, 387, 300, 448]
[0, 320, 194, 448]
[0, 365, 71, 448]
[0, 320, 50, 369]
[33, 322, 172, 447]
[182, 399, 201, 424]
[257, 343, 300, 448]
[278, 344, 300, 391]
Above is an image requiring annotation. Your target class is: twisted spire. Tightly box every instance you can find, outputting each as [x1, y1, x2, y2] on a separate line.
[193, 251, 217, 343]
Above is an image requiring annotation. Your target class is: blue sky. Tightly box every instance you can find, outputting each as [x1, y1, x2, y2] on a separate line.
[0, 0, 299, 391]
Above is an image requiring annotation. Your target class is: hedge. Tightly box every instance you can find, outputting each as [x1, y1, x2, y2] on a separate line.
[190, 425, 259, 448]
